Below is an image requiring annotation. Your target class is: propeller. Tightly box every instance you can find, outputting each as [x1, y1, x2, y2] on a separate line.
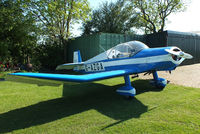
[165, 49, 193, 59]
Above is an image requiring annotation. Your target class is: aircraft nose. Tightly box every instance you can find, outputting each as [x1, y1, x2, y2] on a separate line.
[165, 48, 193, 60]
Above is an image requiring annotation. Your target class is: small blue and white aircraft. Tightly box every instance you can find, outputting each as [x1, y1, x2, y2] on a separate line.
[9, 41, 193, 97]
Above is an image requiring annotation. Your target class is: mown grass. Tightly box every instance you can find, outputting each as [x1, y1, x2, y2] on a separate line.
[0, 71, 12, 79]
[0, 76, 200, 134]
[0, 72, 6, 79]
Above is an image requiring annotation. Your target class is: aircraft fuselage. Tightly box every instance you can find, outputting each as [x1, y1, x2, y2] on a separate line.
[76, 47, 184, 74]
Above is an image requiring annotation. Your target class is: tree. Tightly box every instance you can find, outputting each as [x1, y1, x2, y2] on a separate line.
[130, 0, 186, 34]
[0, 0, 37, 65]
[24, 0, 91, 61]
[82, 0, 137, 35]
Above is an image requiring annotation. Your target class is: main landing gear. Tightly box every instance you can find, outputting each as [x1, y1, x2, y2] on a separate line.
[116, 75, 136, 98]
[150, 71, 167, 89]
[116, 71, 167, 98]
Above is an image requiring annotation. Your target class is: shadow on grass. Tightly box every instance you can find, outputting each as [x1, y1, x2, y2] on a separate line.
[0, 78, 5, 81]
[0, 79, 162, 133]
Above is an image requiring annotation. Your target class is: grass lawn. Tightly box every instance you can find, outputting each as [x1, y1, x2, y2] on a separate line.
[0, 76, 200, 134]
[0, 72, 6, 79]
[0, 71, 12, 79]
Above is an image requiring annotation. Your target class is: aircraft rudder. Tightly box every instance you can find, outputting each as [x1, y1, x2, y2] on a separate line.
[73, 50, 82, 63]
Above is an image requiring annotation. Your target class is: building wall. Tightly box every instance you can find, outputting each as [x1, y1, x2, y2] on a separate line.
[67, 34, 100, 62]
[145, 31, 168, 48]
[98, 33, 145, 53]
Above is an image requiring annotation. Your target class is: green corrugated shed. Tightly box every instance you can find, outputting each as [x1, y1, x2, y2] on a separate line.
[145, 31, 168, 47]
[67, 33, 145, 62]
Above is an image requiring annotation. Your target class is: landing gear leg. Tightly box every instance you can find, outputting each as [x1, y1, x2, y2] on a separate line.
[151, 71, 167, 89]
[116, 75, 136, 97]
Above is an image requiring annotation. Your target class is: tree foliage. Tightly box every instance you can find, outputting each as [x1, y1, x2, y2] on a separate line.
[24, 0, 90, 41]
[23, 0, 90, 61]
[130, 0, 186, 34]
[0, 0, 37, 64]
[33, 42, 64, 70]
[82, 0, 137, 35]
[0, 0, 91, 70]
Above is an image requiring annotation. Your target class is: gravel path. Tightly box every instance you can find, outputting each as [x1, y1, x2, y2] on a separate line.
[139, 63, 200, 88]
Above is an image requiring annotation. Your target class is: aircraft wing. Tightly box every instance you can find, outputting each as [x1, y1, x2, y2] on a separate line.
[8, 70, 131, 83]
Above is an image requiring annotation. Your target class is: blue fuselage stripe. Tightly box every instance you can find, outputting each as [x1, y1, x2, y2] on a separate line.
[78, 61, 176, 74]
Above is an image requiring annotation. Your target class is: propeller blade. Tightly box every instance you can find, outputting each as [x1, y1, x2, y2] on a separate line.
[181, 52, 193, 59]
[165, 49, 193, 59]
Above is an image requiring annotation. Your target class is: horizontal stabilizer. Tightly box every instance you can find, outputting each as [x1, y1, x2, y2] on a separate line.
[8, 70, 131, 83]
[56, 62, 84, 70]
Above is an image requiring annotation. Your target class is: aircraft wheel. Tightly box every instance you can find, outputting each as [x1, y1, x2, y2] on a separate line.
[150, 78, 167, 90]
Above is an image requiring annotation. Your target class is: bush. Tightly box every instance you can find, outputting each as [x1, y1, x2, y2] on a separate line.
[33, 43, 65, 71]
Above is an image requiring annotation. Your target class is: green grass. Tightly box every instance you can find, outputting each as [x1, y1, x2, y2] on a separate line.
[0, 71, 11, 79]
[0, 72, 6, 79]
[0, 76, 200, 134]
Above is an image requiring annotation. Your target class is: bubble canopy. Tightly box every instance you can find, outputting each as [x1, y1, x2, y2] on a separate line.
[107, 41, 149, 59]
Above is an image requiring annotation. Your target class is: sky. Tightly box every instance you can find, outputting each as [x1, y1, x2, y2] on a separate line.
[166, 0, 200, 33]
[73, 0, 200, 36]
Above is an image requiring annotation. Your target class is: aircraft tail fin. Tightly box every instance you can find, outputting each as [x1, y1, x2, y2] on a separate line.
[56, 50, 83, 70]
[73, 50, 82, 63]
